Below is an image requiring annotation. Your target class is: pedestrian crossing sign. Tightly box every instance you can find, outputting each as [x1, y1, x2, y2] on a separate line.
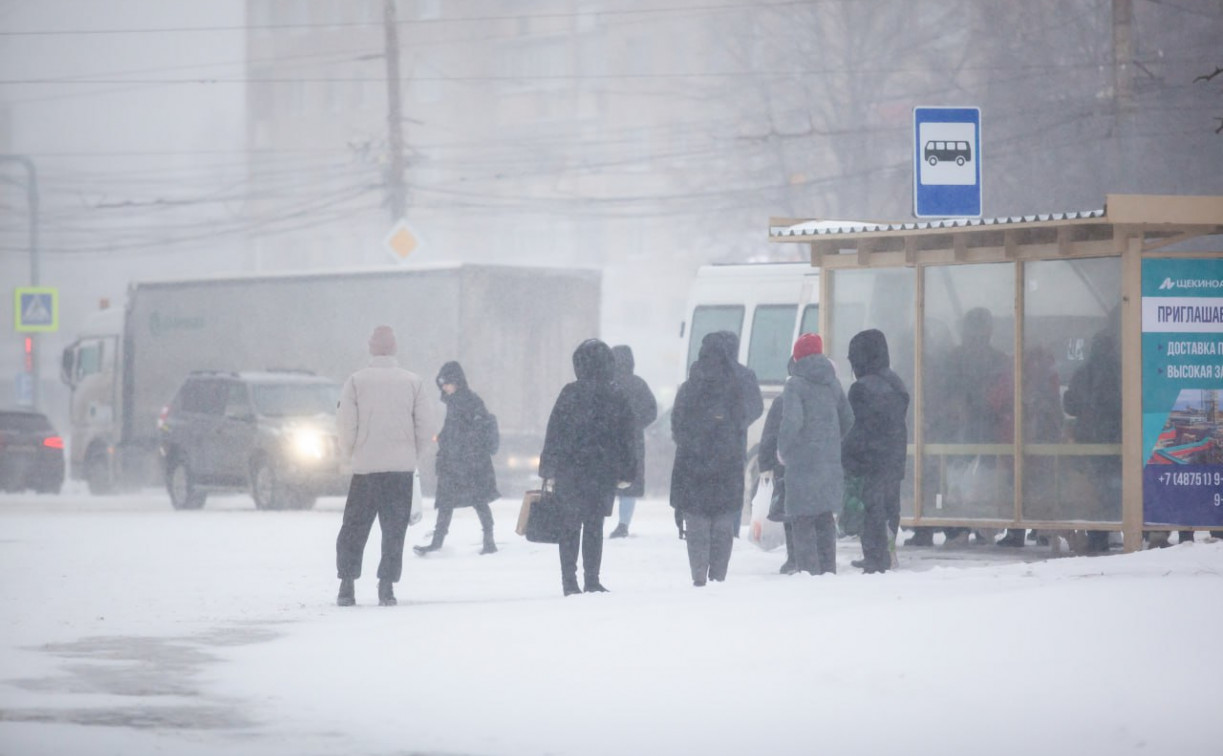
[14, 287, 58, 332]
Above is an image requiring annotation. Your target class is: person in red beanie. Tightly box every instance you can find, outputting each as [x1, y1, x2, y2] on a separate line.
[778, 332, 852, 574]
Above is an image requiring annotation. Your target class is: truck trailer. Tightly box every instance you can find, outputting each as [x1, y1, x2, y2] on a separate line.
[59, 263, 601, 501]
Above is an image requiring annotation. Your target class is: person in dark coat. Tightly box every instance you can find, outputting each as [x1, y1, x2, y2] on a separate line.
[697, 330, 764, 537]
[414, 361, 500, 557]
[538, 339, 636, 596]
[757, 396, 795, 573]
[842, 329, 910, 574]
[670, 335, 747, 586]
[942, 307, 1013, 544]
[608, 345, 658, 539]
[1063, 325, 1121, 554]
[778, 333, 853, 575]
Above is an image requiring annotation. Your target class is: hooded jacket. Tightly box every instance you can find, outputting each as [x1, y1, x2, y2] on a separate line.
[670, 336, 748, 515]
[841, 329, 910, 479]
[539, 339, 636, 518]
[703, 330, 765, 428]
[777, 353, 853, 518]
[434, 361, 499, 509]
[611, 345, 658, 498]
[337, 355, 435, 474]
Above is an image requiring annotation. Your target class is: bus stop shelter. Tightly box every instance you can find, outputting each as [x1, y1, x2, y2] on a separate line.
[768, 194, 1223, 552]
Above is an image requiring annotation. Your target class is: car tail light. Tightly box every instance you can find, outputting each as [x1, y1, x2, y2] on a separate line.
[43, 436, 64, 450]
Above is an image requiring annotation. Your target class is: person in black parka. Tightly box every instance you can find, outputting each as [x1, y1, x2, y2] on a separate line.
[1063, 324, 1121, 554]
[670, 335, 747, 586]
[414, 361, 500, 556]
[538, 339, 637, 596]
[608, 345, 658, 539]
[691, 330, 764, 538]
[842, 329, 910, 574]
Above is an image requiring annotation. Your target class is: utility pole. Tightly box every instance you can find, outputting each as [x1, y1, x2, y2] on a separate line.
[1112, 0, 1133, 112]
[1111, 0, 1134, 189]
[383, 0, 407, 222]
[1, 154, 41, 409]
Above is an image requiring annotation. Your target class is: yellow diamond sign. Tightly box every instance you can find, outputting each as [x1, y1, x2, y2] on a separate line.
[383, 219, 424, 262]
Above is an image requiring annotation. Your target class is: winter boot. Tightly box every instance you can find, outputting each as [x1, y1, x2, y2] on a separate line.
[583, 581, 610, 593]
[997, 529, 1026, 547]
[377, 579, 396, 607]
[413, 530, 444, 556]
[904, 528, 935, 547]
[562, 574, 581, 597]
[480, 531, 498, 555]
[609, 523, 629, 539]
[337, 578, 355, 607]
[778, 558, 797, 575]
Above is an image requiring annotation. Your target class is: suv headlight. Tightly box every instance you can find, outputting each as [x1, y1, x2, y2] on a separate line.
[287, 428, 327, 461]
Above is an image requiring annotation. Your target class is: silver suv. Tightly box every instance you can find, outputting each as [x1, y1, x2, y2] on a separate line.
[159, 371, 346, 510]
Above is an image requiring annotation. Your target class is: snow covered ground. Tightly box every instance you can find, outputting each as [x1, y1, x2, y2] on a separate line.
[1, 487, 1221, 756]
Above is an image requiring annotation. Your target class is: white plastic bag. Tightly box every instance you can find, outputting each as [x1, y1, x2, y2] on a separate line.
[409, 473, 424, 526]
[748, 475, 786, 551]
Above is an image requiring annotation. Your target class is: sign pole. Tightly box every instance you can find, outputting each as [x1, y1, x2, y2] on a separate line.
[2, 155, 40, 408]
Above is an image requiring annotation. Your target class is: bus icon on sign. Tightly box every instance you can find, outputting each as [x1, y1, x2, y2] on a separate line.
[924, 140, 971, 167]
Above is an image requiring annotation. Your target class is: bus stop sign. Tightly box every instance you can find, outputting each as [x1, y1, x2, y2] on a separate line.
[914, 106, 981, 218]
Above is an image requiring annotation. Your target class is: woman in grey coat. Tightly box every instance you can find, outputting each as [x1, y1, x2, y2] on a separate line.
[777, 333, 853, 574]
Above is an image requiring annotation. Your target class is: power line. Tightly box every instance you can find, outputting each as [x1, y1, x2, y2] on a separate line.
[0, 1, 827, 36]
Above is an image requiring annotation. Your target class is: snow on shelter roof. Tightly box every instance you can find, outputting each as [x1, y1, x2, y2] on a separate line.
[769, 209, 1106, 238]
[766, 195, 1223, 260]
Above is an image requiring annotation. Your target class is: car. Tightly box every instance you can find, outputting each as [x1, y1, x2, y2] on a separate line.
[158, 370, 347, 511]
[0, 408, 65, 494]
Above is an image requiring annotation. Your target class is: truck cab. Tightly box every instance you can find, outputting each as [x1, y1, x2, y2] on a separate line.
[60, 304, 126, 493]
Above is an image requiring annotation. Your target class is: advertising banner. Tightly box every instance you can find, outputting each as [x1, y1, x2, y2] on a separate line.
[1141, 258, 1223, 525]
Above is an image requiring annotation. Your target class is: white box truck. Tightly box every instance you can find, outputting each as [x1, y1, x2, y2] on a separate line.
[59, 263, 601, 499]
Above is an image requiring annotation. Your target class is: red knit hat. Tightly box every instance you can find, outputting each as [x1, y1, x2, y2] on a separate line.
[792, 332, 823, 361]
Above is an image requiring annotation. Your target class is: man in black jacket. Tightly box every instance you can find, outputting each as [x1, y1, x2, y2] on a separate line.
[841, 329, 910, 574]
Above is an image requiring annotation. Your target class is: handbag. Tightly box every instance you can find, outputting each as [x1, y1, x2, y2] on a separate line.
[518, 488, 564, 544]
[840, 474, 865, 537]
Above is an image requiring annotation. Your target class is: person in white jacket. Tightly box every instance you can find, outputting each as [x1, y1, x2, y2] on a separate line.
[334, 325, 434, 607]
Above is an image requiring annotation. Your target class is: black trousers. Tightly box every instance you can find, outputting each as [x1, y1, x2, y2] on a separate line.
[559, 510, 606, 588]
[336, 471, 414, 582]
[860, 474, 901, 572]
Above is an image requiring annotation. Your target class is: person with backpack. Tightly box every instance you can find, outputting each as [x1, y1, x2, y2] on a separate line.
[414, 361, 500, 556]
[670, 334, 748, 586]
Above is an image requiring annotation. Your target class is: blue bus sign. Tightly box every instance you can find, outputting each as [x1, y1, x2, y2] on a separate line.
[914, 107, 981, 218]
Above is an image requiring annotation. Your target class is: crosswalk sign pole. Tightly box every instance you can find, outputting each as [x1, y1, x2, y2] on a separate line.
[14, 287, 58, 411]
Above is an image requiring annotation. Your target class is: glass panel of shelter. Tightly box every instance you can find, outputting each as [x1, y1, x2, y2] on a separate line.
[1022, 257, 1122, 524]
[922, 262, 1016, 522]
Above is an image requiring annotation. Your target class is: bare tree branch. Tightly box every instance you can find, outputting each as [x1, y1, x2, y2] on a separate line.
[1193, 66, 1223, 84]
